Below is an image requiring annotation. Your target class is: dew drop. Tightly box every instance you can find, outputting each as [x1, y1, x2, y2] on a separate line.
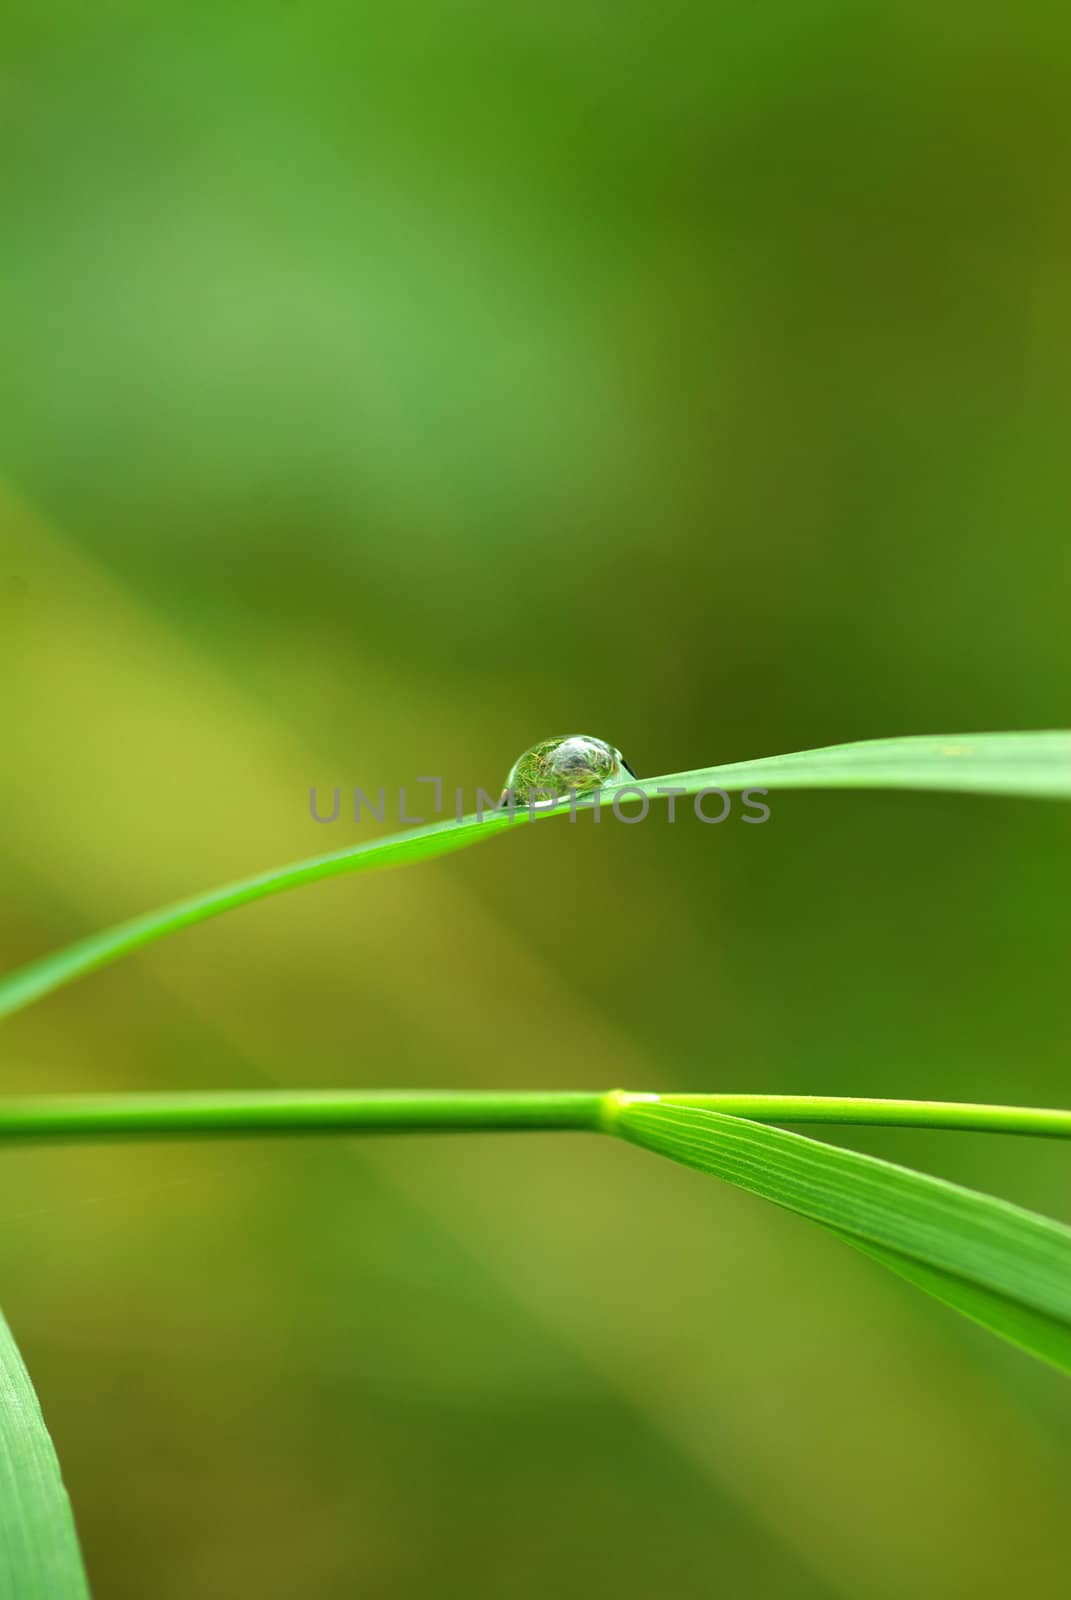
[501, 735, 636, 804]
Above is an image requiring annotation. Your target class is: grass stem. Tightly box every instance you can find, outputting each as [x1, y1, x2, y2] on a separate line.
[0, 1090, 1067, 1143]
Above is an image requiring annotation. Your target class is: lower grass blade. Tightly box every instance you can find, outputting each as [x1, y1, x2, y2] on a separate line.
[609, 1097, 1071, 1373]
[833, 1235, 1071, 1373]
[0, 1310, 90, 1598]
[1, 1090, 1069, 1373]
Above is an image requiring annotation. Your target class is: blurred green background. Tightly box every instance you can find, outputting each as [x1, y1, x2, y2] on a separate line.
[3, 2, 1071, 1596]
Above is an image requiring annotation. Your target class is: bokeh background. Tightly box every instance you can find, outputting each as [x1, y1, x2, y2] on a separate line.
[3, 3, 1071, 1596]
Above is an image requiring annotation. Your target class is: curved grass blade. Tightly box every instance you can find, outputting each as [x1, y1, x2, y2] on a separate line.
[1, 730, 1069, 1022]
[610, 1097, 1071, 1373]
[664, 729, 1071, 798]
[0, 1310, 91, 1597]
[0, 809, 519, 1020]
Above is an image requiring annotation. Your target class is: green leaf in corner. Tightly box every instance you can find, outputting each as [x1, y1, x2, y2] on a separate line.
[0, 1309, 91, 1598]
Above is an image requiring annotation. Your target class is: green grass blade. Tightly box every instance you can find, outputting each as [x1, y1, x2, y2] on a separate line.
[0, 1310, 91, 1598]
[832, 1234, 1071, 1375]
[0, 1090, 607, 1140]
[610, 1097, 1071, 1370]
[658, 1093, 1071, 1137]
[1, 1090, 1068, 1373]
[661, 729, 1071, 798]
[1, 730, 1068, 1021]
[0, 1090, 1066, 1144]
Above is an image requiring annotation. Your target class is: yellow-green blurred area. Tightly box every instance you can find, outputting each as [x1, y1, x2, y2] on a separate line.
[3, 2, 1071, 1595]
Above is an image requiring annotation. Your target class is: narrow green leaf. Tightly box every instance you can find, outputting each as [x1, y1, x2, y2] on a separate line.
[611, 1098, 1071, 1372]
[1, 731, 1068, 1021]
[833, 1234, 1071, 1375]
[664, 729, 1071, 798]
[0, 1310, 91, 1598]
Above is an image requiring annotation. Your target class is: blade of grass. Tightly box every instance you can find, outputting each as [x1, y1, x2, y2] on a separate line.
[659, 1094, 1071, 1137]
[607, 1096, 1071, 1374]
[665, 729, 1071, 797]
[0, 1090, 1067, 1142]
[1, 1090, 1069, 1371]
[0, 1090, 608, 1139]
[832, 1233, 1071, 1373]
[0, 1310, 90, 1599]
[1, 730, 1069, 1022]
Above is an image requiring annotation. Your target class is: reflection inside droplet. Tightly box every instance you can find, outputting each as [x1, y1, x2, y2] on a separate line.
[501, 735, 636, 805]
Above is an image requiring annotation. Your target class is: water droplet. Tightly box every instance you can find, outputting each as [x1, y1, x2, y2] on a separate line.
[501, 735, 636, 804]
